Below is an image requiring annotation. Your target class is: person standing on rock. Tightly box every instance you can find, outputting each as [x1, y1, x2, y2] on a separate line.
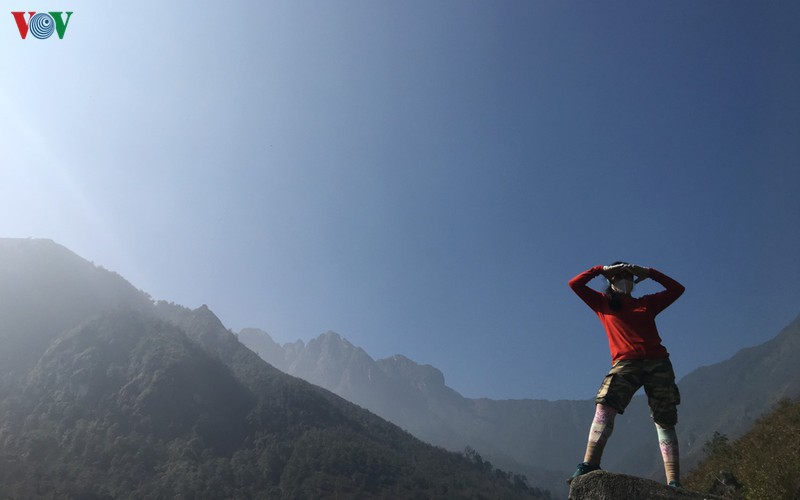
[567, 262, 685, 488]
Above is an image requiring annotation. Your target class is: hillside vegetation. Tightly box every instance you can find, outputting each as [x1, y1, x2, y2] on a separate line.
[0, 238, 549, 499]
[684, 398, 800, 499]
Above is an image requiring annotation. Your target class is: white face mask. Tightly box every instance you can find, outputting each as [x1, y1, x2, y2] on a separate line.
[612, 279, 634, 295]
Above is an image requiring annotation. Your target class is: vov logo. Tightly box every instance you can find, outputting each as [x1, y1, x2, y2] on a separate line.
[11, 11, 73, 39]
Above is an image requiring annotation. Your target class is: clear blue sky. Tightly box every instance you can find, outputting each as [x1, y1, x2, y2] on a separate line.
[2, 1, 798, 400]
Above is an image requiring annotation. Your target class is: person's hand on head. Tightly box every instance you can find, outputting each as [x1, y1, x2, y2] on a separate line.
[629, 265, 650, 282]
[601, 263, 628, 278]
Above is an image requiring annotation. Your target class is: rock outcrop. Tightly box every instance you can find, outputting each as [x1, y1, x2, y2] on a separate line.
[568, 471, 725, 500]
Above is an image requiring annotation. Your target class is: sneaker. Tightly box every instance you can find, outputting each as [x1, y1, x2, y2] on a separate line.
[668, 480, 683, 489]
[567, 462, 600, 484]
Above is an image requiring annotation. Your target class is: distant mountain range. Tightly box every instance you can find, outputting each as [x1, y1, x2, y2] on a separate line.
[2, 237, 796, 498]
[0, 238, 547, 498]
[238, 310, 800, 496]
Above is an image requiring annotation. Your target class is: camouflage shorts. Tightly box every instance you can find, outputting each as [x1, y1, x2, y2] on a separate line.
[595, 357, 681, 427]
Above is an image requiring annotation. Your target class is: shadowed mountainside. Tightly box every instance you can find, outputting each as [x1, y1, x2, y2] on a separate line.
[0, 238, 548, 498]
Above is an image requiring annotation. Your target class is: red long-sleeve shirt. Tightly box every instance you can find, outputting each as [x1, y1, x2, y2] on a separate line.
[568, 266, 685, 363]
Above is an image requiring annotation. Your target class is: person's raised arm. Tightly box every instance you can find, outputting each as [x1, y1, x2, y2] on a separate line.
[643, 267, 685, 313]
[568, 265, 606, 310]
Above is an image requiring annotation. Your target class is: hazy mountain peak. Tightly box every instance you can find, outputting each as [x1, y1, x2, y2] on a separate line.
[191, 304, 221, 322]
[0, 237, 65, 254]
[387, 354, 412, 363]
[236, 328, 287, 370]
[378, 354, 446, 392]
[239, 327, 275, 340]
[0, 237, 152, 376]
[304, 330, 371, 360]
[316, 330, 351, 347]
[284, 339, 306, 350]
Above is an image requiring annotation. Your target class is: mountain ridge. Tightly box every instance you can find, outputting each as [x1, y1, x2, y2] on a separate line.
[238, 313, 800, 496]
[0, 238, 548, 498]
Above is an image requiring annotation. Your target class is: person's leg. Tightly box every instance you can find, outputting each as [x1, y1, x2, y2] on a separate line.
[570, 361, 640, 482]
[643, 358, 682, 485]
[656, 423, 680, 486]
[583, 403, 617, 465]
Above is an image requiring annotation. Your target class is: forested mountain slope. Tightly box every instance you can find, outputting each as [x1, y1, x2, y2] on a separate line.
[0, 238, 548, 498]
